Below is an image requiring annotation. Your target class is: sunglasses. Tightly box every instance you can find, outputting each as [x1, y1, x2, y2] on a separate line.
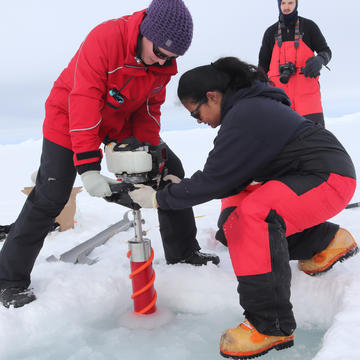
[153, 44, 178, 61]
[190, 98, 207, 120]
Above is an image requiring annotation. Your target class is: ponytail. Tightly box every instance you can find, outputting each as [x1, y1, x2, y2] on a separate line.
[212, 57, 268, 91]
[178, 57, 268, 103]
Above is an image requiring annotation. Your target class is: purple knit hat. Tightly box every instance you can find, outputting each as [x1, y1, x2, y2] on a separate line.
[140, 0, 193, 56]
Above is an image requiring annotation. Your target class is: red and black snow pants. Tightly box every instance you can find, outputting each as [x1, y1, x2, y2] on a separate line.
[217, 173, 356, 336]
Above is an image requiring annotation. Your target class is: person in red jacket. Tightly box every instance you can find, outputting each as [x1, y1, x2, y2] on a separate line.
[0, 0, 219, 309]
[258, 0, 331, 127]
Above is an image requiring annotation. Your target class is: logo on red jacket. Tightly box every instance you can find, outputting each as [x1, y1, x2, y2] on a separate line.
[152, 85, 163, 95]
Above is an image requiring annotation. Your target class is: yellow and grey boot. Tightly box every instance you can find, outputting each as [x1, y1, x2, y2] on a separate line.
[298, 228, 358, 276]
[219, 319, 294, 359]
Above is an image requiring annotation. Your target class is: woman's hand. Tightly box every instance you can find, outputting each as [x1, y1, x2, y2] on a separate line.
[129, 185, 158, 208]
[163, 174, 181, 184]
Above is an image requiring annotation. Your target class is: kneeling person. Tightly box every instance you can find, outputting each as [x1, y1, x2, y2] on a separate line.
[129, 56, 357, 359]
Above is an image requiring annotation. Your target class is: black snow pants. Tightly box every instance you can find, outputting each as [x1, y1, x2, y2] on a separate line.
[0, 138, 199, 289]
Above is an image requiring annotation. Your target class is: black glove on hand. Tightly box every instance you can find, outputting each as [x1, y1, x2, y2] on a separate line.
[302, 55, 324, 78]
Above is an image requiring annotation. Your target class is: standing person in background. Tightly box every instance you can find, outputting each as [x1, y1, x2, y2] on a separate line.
[258, 0, 331, 127]
[0, 0, 219, 309]
[129, 57, 357, 359]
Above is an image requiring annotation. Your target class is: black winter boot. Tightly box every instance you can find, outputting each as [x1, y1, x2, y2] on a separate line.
[0, 287, 36, 308]
[169, 250, 220, 266]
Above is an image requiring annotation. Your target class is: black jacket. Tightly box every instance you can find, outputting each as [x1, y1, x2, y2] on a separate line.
[156, 82, 355, 210]
[258, 16, 332, 73]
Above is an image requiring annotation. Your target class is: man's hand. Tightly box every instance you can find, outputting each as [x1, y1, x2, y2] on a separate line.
[302, 55, 324, 78]
[80, 170, 118, 197]
[129, 184, 158, 209]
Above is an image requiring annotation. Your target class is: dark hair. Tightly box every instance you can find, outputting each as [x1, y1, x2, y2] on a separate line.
[177, 57, 268, 103]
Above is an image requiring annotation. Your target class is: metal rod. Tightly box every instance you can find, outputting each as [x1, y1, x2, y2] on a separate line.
[346, 202, 360, 209]
[132, 209, 144, 243]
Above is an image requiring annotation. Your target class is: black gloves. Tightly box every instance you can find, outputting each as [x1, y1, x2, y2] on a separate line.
[302, 55, 325, 78]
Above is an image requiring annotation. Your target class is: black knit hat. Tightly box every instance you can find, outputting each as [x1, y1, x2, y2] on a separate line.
[278, 0, 298, 12]
[278, 0, 298, 24]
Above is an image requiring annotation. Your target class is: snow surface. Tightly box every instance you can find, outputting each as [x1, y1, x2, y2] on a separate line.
[1, 115, 360, 360]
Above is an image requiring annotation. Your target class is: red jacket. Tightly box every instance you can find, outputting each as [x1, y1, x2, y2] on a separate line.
[43, 10, 177, 169]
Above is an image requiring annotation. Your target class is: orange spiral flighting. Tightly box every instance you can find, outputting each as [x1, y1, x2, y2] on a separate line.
[127, 248, 157, 314]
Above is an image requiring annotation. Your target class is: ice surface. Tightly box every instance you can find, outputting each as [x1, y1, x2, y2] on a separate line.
[0, 116, 360, 359]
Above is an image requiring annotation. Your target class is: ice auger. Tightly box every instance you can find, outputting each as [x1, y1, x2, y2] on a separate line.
[104, 138, 167, 314]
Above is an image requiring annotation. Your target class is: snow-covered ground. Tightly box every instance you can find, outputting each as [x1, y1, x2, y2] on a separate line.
[0, 114, 360, 360]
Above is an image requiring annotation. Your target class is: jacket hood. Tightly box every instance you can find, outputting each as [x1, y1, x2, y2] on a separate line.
[221, 81, 291, 119]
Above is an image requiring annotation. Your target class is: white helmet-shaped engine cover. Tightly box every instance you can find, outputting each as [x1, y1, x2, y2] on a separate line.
[105, 142, 153, 175]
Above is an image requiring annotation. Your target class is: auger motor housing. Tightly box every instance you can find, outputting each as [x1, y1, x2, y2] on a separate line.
[105, 137, 166, 185]
[104, 137, 167, 210]
[105, 142, 153, 184]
